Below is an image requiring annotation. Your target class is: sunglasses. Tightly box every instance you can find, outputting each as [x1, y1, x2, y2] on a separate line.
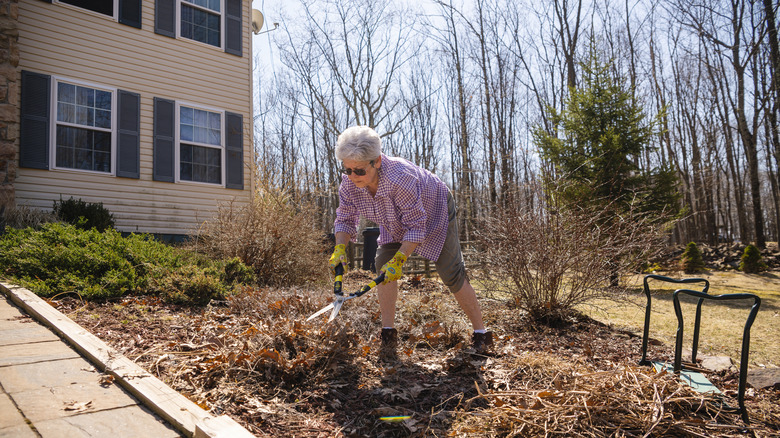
[341, 160, 375, 176]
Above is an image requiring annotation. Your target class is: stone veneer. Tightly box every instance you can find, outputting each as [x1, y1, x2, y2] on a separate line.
[0, 0, 18, 233]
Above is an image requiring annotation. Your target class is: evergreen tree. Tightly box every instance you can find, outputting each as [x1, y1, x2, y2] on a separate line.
[533, 45, 680, 219]
[681, 242, 705, 274]
[739, 244, 767, 273]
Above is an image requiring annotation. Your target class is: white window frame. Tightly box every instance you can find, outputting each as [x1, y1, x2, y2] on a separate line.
[176, 0, 225, 50]
[54, 0, 120, 21]
[175, 102, 226, 187]
[49, 77, 117, 176]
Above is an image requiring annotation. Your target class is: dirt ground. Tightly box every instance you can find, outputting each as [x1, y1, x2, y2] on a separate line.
[54, 271, 780, 437]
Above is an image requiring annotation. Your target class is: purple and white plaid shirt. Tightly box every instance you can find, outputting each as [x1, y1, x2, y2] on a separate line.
[335, 154, 450, 261]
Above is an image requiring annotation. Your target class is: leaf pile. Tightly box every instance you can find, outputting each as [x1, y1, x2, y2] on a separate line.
[55, 272, 780, 437]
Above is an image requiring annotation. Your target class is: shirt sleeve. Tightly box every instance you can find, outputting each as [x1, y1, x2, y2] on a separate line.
[334, 177, 360, 241]
[394, 172, 428, 244]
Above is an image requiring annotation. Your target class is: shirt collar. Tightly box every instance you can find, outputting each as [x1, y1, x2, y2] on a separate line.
[374, 154, 391, 198]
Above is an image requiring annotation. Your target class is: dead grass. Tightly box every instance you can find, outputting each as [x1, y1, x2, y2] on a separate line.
[452, 353, 756, 437]
[579, 270, 780, 368]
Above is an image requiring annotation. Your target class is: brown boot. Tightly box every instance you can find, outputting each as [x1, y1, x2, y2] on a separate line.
[472, 331, 494, 354]
[380, 328, 398, 361]
[381, 328, 398, 348]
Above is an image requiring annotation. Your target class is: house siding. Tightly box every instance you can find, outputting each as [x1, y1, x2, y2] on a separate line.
[15, 0, 253, 236]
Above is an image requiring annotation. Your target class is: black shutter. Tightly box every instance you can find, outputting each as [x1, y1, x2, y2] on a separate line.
[119, 0, 142, 29]
[20, 71, 50, 170]
[224, 0, 243, 56]
[153, 98, 175, 182]
[225, 112, 243, 190]
[155, 0, 175, 38]
[117, 90, 140, 179]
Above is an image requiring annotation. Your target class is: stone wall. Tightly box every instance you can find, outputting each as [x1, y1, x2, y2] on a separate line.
[0, 0, 18, 233]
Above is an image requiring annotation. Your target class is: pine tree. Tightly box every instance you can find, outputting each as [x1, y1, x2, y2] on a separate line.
[739, 244, 767, 273]
[681, 242, 705, 274]
[533, 44, 680, 219]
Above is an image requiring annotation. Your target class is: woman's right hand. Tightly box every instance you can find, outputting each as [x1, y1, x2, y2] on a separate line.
[329, 244, 347, 276]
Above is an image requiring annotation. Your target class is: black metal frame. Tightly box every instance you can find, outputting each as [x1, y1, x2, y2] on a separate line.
[640, 274, 709, 366]
[672, 289, 761, 424]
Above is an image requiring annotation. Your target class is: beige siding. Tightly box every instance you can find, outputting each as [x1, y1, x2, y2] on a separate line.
[15, 0, 254, 236]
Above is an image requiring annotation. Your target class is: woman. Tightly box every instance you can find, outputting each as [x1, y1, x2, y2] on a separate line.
[328, 126, 493, 356]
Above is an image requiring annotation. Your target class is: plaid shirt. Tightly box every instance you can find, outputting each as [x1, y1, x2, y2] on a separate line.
[335, 154, 450, 261]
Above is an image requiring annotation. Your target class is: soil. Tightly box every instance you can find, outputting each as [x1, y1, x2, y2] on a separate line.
[53, 271, 780, 437]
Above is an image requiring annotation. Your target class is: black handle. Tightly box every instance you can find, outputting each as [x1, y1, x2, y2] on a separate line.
[334, 263, 344, 296]
[353, 272, 385, 298]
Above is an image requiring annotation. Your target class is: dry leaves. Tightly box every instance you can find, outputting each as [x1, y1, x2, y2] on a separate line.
[55, 273, 780, 437]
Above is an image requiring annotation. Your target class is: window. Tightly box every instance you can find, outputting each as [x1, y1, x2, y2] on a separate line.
[180, 0, 222, 48]
[53, 81, 114, 173]
[58, 0, 115, 17]
[155, 0, 240, 56]
[179, 105, 222, 184]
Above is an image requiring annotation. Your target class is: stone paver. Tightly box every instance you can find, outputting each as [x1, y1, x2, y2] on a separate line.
[10, 380, 139, 423]
[0, 424, 38, 438]
[0, 391, 26, 429]
[0, 341, 80, 367]
[34, 404, 181, 438]
[0, 306, 61, 347]
[0, 358, 101, 393]
[0, 325, 61, 346]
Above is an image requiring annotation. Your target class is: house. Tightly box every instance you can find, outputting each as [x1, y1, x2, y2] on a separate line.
[2, 0, 254, 240]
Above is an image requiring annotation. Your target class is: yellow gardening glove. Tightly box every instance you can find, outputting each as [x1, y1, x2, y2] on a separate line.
[381, 251, 407, 283]
[329, 244, 347, 276]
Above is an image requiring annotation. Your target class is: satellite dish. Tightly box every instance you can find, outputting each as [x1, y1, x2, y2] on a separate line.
[251, 9, 264, 34]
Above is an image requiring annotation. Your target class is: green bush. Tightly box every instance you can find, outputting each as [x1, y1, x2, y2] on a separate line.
[53, 197, 115, 232]
[739, 244, 767, 274]
[0, 223, 253, 304]
[680, 242, 705, 274]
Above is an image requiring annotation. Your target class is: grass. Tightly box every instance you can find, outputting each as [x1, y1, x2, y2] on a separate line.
[578, 270, 780, 368]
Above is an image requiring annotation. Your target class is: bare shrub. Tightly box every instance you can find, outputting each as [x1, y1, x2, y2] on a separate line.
[4, 205, 59, 229]
[193, 187, 326, 286]
[474, 182, 673, 323]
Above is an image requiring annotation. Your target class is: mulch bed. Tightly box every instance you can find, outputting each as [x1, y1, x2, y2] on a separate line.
[53, 272, 780, 437]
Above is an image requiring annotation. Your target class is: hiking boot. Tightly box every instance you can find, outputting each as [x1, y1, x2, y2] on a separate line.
[472, 331, 494, 354]
[379, 328, 398, 362]
[381, 328, 398, 349]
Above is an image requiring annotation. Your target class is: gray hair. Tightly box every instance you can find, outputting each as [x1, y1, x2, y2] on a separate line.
[335, 126, 382, 162]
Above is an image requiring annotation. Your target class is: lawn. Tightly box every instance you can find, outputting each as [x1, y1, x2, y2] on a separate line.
[579, 270, 780, 368]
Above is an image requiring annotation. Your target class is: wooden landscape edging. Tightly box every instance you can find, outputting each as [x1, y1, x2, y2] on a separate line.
[0, 282, 255, 438]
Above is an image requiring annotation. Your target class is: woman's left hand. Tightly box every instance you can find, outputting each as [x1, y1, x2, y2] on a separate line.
[381, 251, 408, 283]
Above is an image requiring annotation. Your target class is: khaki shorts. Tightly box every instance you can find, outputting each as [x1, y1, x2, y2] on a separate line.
[375, 192, 467, 293]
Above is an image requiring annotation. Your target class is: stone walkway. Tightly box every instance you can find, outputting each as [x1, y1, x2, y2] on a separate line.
[0, 294, 182, 438]
[0, 283, 255, 438]
[0, 293, 182, 437]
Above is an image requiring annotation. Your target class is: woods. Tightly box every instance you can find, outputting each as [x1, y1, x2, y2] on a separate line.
[254, 0, 780, 247]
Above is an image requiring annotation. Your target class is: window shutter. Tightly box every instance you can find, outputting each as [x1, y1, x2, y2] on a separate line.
[153, 98, 175, 182]
[119, 0, 142, 29]
[155, 0, 175, 38]
[225, 111, 244, 190]
[20, 71, 50, 170]
[224, 0, 243, 56]
[117, 90, 141, 179]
